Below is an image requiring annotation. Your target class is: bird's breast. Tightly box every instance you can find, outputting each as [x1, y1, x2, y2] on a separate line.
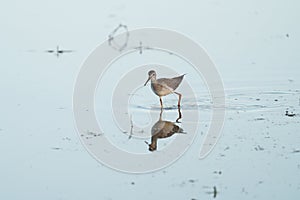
[151, 82, 173, 96]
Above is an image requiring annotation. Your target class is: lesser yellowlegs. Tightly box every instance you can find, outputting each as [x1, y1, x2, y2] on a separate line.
[144, 70, 185, 107]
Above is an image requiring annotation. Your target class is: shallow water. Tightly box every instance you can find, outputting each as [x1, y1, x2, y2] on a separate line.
[1, 0, 300, 199]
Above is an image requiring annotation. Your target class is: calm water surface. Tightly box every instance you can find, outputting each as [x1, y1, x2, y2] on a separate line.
[0, 0, 300, 199]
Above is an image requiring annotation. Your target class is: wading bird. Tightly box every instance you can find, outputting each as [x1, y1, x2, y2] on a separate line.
[144, 70, 185, 108]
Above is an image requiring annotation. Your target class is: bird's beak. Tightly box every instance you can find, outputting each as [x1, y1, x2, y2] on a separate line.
[144, 76, 151, 86]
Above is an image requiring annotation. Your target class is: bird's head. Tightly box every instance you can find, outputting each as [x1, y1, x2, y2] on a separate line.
[148, 143, 157, 151]
[144, 70, 156, 86]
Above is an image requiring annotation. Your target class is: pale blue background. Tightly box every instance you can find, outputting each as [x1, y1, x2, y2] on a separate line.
[0, 0, 299, 199]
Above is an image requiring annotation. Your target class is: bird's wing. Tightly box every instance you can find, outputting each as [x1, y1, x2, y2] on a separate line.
[160, 121, 181, 137]
[158, 74, 185, 91]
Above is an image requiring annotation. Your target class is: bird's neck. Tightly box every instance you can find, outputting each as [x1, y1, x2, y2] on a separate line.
[150, 136, 158, 150]
[150, 76, 157, 83]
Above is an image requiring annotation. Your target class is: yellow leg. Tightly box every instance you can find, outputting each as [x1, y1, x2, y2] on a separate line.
[159, 97, 163, 108]
[174, 92, 182, 107]
[176, 106, 182, 123]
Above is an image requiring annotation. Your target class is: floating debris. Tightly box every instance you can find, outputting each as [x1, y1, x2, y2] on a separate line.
[62, 137, 71, 141]
[213, 186, 217, 198]
[224, 146, 230, 151]
[134, 41, 143, 54]
[188, 179, 197, 183]
[128, 115, 133, 139]
[108, 24, 129, 52]
[51, 147, 62, 150]
[242, 187, 248, 194]
[213, 171, 222, 175]
[292, 149, 300, 153]
[285, 110, 296, 117]
[254, 145, 264, 151]
[254, 117, 265, 121]
[88, 131, 102, 136]
[81, 131, 103, 139]
[205, 186, 218, 198]
[45, 46, 74, 57]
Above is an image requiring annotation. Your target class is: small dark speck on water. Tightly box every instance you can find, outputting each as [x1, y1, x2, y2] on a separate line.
[292, 149, 300, 153]
[188, 179, 197, 183]
[286, 33, 289, 38]
[242, 187, 248, 194]
[256, 98, 260, 101]
[255, 145, 264, 151]
[62, 137, 71, 141]
[51, 147, 62, 150]
[85, 131, 103, 138]
[131, 182, 135, 185]
[274, 99, 278, 101]
[206, 186, 218, 198]
[214, 171, 222, 175]
[285, 110, 296, 117]
[213, 186, 217, 198]
[254, 118, 265, 121]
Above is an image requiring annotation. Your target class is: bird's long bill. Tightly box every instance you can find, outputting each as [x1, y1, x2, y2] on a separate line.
[144, 77, 150, 86]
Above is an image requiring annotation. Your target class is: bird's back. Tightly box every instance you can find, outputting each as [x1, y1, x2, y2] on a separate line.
[157, 74, 185, 91]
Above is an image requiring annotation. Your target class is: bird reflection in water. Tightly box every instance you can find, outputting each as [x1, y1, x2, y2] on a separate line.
[146, 107, 185, 151]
